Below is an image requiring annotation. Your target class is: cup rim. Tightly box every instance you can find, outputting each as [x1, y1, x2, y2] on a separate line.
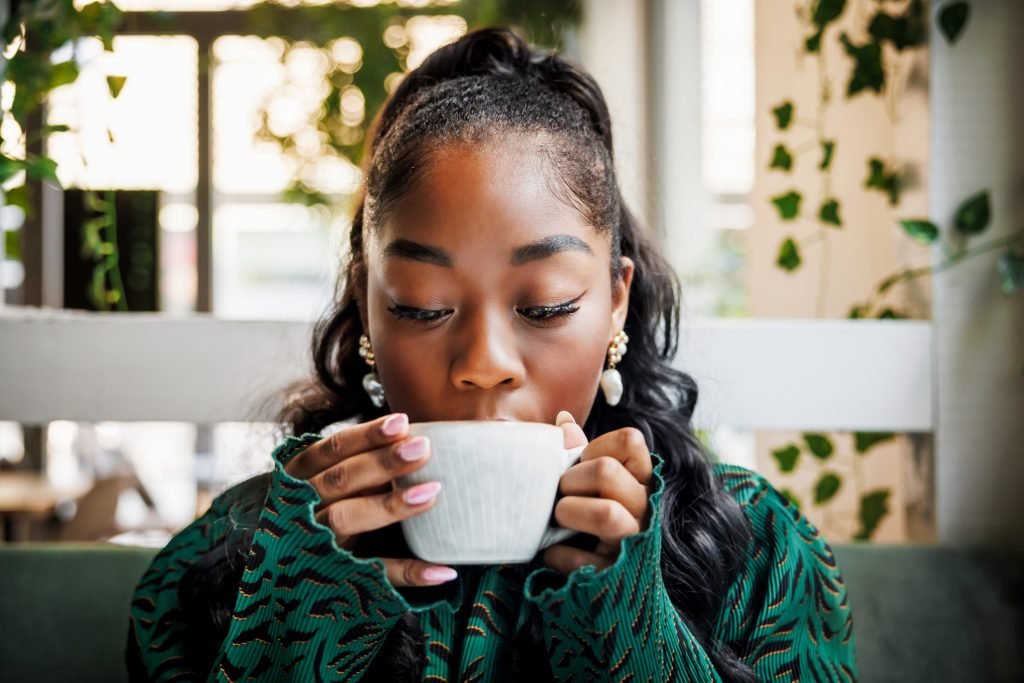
[407, 419, 561, 432]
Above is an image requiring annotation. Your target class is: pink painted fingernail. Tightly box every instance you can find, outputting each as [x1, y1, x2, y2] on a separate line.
[404, 481, 441, 505]
[423, 567, 457, 583]
[398, 437, 429, 461]
[381, 413, 408, 436]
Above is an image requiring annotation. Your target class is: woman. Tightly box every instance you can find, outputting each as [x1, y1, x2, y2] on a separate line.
[128, 28, 856, 682]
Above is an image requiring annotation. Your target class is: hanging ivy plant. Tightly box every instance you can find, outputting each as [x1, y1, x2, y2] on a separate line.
[2, 0, 127, 309]
[765, 0, 1018, 541]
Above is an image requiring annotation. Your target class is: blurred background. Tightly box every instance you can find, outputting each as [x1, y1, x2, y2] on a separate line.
[0, 0, 1021, 555]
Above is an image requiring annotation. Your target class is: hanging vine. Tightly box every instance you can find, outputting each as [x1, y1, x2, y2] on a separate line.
[763, 0, 1018, 540]
[1, 0, 127, 309]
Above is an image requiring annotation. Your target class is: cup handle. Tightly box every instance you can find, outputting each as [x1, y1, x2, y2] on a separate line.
[538, 445, 586, 550]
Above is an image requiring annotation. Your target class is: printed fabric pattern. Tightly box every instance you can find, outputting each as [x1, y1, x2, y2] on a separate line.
[128, 434, 857, 681]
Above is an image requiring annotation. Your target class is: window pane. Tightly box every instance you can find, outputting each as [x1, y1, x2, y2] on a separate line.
[47, 36, 198, 192]
[213, 203, 338, 319]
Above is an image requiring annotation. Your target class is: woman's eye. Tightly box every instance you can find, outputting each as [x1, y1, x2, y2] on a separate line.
[387, 305, 452, 325]
[388, 297, 582, 327]
[517, 301, 581, 323]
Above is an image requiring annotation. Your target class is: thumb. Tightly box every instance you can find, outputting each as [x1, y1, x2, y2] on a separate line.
[555, 410, 588, 450]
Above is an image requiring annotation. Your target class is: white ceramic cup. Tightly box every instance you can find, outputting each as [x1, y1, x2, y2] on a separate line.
[393, 421, 585, 564]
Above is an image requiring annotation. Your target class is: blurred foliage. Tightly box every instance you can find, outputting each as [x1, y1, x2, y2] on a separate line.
[79, 190, 128, 310]
[937, 1, 969, 44]
[1, 0, 127, 305]
[242, 0, 580, 208]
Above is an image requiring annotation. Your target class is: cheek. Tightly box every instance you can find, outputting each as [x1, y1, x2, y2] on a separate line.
[528, 308, 610, 417]
[373, 339, 436, 398]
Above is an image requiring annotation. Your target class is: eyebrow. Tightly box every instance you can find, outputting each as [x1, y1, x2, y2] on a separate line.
[381, 234, 594, 268]
[510, 234, 594, 265]
[382, 239, 452, 266]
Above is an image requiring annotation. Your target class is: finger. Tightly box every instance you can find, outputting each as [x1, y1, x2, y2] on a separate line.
[382, 558, 458, 588]
[578, 427, 653, 485]
[314, 481, 442, 539]
[558, 457, 649, 519]
[553, 496, 641, 545]
[556, 410, 589, 450]
[286, 413, 409, 480]
[310, 436, 431, 508]
[543, 544, 614, 577]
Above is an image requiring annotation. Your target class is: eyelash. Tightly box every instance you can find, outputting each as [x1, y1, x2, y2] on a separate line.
[387, 299, 581, 326]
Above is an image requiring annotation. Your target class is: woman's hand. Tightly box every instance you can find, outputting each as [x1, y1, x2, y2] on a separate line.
[544, 411, 654, 576]
[284, 413, 458, 587]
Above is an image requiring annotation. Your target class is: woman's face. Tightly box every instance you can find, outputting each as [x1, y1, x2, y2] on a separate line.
[363, 136, 633, 425]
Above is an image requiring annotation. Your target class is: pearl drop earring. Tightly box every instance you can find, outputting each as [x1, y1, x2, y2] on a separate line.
[600, 330, 628, 406]
[359, 334, 385, 408]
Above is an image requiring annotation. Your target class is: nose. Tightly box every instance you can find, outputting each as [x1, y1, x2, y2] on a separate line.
[449, 308, 525, 390]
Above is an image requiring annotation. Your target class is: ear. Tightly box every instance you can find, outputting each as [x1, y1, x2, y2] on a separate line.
[609, 256, 634, 337]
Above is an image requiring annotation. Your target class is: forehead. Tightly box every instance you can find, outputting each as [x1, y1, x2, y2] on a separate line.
[370, 138, 602, 256]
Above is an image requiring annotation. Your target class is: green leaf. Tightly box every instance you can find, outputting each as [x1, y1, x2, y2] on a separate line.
[899, 219, 940, 244]
[90, 262, 109, 310]
[0, 155, 25, 184]
[84, 190, 107, 214]
[772, 445, 801, 473]
[814, 472, 842, 504]
[865, 158, 901, 205]
[997, 250, 1024, 295]
[24, 156, 59, 186]
[804, 433, 834, 460]
[81, 216, 107, 258]
[772, 101, 794, 130]
[953, 191, 990, 235]
[854, 490, 891, 540]
[812, 0, 847, 28]
[855, 431, 896, 453]
[938, 1, 970, 45]
[877, 307, 906, 319]
[771, 191, 801, 220]
[107, 75, 127, 99]
[848, 304, 868, 319]
[770, 144, 793, 171]
[781, 488, 802, 509]
[868, 0, 926, 51]
[777, 237, 801, 272]
[49, 61, 80, 90]
[78, 2, 124, 51]
[43, 124, 71, 136]
[5, 185, 31, 218]
[819, 199, 842, 226]
[840, 33, 885, 96]
[820, 140, 835, 170]
[4, 228, 20, 261]
[805, 30, 823, 53]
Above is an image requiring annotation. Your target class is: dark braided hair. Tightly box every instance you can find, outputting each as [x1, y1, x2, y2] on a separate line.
[177, 27, 755, 682]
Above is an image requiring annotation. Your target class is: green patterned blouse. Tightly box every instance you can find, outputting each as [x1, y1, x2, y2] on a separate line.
[128, 434, 857, 681]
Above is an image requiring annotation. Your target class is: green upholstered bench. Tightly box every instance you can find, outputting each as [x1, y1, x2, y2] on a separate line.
[1, 543, 1021, 682]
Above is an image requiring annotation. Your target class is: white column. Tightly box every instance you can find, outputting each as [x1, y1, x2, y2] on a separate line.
[579, 0, 651, 227]
[932, 0, 1024, 550]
